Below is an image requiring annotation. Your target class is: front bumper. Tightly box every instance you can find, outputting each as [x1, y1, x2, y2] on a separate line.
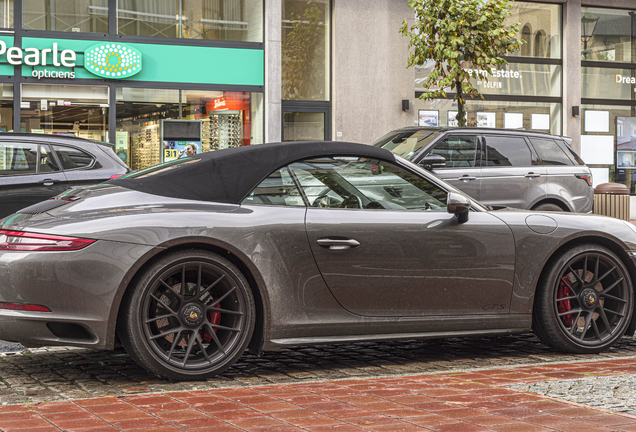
[0, 240, 153, 349]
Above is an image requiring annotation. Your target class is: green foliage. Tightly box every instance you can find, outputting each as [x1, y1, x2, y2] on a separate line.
[282, 1, 326, 100]
[401, 0, 523, 126]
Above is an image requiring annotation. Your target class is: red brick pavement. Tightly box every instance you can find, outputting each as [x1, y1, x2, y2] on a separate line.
[3, 358, 636, 431]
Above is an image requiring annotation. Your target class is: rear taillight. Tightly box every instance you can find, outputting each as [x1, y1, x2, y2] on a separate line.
[0, 230, 95, 251]
[575, 174, 593, 187]
[0, 302, 51, 312]
[109, 174, 124, 180]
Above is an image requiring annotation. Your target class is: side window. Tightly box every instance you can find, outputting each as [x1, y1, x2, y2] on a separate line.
[53, 145, 94, 170]
[289, 157, 448, 211]
[427, 135, 478, 168]
[39, 145, 60, 173]
[484, 136, 533, 167]
[0, 143, 38, 175]
[242, 167, 305, 207]
[530, 139, 573, 166]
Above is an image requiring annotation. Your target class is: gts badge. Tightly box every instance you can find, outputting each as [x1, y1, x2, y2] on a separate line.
[482, 304, 506, 311]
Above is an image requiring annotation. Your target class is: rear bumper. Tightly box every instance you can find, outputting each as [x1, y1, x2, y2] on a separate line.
[0, 240, 153, 349]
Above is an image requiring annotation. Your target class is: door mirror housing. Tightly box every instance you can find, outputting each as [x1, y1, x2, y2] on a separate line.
[419, 155, 446, 171]
[447, 191, 471, 223]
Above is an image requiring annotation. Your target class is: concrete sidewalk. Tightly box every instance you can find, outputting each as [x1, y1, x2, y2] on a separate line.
[4, 358, 636, 431]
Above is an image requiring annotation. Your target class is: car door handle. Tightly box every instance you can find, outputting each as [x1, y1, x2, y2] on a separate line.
[525, 172, 541, 178]
[39, 179, 59, 186]
[317, 238, 361, 250]
[459, 176, 476, 182]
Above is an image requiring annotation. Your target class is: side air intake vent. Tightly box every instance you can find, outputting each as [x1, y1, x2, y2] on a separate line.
[19, 199, 71, 214]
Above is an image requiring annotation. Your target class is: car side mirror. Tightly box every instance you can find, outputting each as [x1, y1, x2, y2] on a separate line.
[447, 191, 470, 224]
[419, 155, 446, 171]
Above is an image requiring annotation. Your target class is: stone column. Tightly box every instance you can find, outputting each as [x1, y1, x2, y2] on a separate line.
[563, 0, 582, 153]
[264, 0, 282, 143]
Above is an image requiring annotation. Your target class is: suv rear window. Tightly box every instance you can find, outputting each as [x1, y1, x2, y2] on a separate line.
[483, 136, 533, 167]
[529, 139, 573, 166]
[53, 145, 94, 170]
[372, 130, 440, 160]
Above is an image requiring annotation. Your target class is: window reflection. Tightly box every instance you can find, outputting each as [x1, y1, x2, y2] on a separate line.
[581, 7, 636, 63]
[117, 0, 263, 42]
[507, 2, 562, 59]
[23, 0, 107, 33]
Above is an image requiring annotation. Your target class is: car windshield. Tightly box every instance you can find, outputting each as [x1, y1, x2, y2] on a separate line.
[372, 130, 440, 160]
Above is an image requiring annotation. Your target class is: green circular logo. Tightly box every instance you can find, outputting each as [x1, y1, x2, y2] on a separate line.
[84, 43, 142, 79]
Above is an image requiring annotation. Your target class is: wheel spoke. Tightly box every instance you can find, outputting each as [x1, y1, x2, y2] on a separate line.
[182, 331, 197, 367]
[562, 272, 580, 295]
[591, 319, 602, 341]
[150, 293, 178, 315]
[197, 264, 202, 296]
[579, 313, 593, 342]
[558, 308, 581, 317]
[210, 286, 236, 308]
[593, 255, 600, 283]
[598, 307, 612, 333]
[569, 311, 582, 335]
[150, 327, 180, 340]
[159, 279, 183, 300]
[603, 309, 626, 318]
[556, 295, 577, 302]
[601, 293, 628, 303]
[199, 274, 226, 298]
[196, 335, 212, 365]
[167, 330, 182, 361]
[204, 323, 226, 355]
[209, 323, 241, 333]
[597, 265, 617, 284]
[207, 307, 244, 316]
[145, 313, 176, 324]
[567, 265, 585, 289]
[583, 254, 588, 280]
[600, 278, 624, 296]
[181, 265, 187, 297]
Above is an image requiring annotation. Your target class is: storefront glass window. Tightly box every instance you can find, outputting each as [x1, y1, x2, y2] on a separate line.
[414, 98, 562, 136]
[0, 0, 12, 28]
[20, 84, 109, 140]
[115, 87, 263, 171]
[581, 104, 636, 193]
[283, 112, 325, 141]
[415, 61, 562, 97]
[23, 0, 107, 33]
[0, 84, 13, 132]
[582, 67, 636, 100]
[282, 0, 330, 101]
[581, 7, 636, 63]
[507, 2, 562, 59]
[117, 0, 263, 42]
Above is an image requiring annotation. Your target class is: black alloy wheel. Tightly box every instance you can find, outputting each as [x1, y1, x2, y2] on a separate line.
[533, 244, 633, 353]
[119, 250, 255, 380]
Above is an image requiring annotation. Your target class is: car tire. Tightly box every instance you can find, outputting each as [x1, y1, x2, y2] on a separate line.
[118, 249, 255, 380]
[532, 244, 633, 354]
[533, 203, 565, 212]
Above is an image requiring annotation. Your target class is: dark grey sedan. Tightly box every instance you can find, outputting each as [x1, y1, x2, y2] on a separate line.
[0, 133, 129, 218]
[0, 141, 635, 381]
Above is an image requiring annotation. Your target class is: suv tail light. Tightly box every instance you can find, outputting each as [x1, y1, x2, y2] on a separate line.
[0, 230, 95, 251]
[575, 174, 592, 187]
[109, 174, 124, 180]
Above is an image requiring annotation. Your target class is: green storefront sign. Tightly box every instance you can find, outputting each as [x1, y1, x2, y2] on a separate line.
[0, 37, 263, 87]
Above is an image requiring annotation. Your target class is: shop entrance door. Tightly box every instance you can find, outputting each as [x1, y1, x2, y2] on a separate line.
[20, 84, 109, 141]
[282, 102, 331, 141]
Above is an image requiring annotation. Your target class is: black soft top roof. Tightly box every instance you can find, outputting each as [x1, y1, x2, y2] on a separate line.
[109, 141, 396, 204]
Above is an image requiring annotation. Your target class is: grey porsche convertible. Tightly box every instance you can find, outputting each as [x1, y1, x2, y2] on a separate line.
[1, 141, 636, 380]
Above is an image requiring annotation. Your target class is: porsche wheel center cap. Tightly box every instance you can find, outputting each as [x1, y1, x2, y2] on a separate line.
[581, 289, 598, 309]
[182, 304, 204, 326]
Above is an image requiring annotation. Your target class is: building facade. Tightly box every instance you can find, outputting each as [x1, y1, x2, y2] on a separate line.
[0, 0, 635, 199]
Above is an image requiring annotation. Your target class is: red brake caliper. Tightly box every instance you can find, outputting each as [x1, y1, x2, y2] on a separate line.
[557, 276, 574, 326]
[203, 303, 221, 342]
